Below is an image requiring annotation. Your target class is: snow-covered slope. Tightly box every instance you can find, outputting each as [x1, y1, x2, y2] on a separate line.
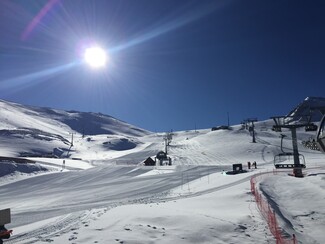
[0, 99, 151, 157]
[1, 98, 325, 244]
[1, 119, 324, 244]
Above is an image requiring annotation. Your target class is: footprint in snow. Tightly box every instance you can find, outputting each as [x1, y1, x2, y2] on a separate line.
[69, 235, 77, 241]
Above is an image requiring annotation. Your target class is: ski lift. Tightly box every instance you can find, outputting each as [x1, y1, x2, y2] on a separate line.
[272, 125, 282, 132]
[305, 123, 318, 132]
[316, 115, 325, 152]
[155, 151, 172, 166]
[274, 152, 306, 169]
[271, 115, 311, 177]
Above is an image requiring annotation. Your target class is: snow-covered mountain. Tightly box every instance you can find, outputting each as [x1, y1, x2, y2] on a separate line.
[1, 97, 325, 158]
[287, 97, 325, 122]
[0, 98, 325, 244]
[0, 99, 151, 158]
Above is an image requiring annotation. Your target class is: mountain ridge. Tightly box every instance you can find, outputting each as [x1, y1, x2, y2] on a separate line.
[0, 99, 151, 158]
[1, 97, 324, 158]
[0, 99, 151, 137]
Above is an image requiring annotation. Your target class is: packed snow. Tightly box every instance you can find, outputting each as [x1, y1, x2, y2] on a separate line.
[0, 99, 325, 244]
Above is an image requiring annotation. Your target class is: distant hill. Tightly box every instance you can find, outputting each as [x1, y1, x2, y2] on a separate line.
[1, 97, 323, 158]
[0, 99, 150, 136]
[0, 99, 151, 157]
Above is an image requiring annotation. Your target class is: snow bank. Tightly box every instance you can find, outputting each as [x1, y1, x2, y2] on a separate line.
[0, 161, 51, 186]
[0, 161, 48, 178]
[102, 138, 138, 151]
[259, 169, 325, 244]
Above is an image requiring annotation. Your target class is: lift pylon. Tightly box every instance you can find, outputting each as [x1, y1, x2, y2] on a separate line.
[271, 116, 311, 177]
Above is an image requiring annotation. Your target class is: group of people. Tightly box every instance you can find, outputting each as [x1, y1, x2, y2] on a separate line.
[247, 161, 257, 169]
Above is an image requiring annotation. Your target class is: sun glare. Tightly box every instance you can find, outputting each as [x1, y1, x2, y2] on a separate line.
[84, 46, 107, 68]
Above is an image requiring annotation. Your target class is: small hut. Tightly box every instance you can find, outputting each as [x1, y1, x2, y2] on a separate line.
[143, 157, 156, 166]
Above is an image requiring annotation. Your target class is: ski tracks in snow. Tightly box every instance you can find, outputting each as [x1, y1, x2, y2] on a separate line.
[6, 211, 91, 244]
[169, 140, 236, 165]
[164, 174, 253, 201]
[7, 169, 253, 243]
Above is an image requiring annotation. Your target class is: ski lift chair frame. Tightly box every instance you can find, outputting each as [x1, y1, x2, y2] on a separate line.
[305, 123, 318, 132]
[271, 115, 313, 169]
[274, 152, 306, 169]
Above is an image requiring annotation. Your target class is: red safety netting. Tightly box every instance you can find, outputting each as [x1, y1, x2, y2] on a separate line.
[250, 175, 297, 244]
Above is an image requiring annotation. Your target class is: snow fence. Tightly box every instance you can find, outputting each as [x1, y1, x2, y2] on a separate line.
[250, 174, 297, 244]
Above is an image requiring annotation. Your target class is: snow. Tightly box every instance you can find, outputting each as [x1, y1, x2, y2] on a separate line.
[259, 169, 325, 244]
[0, 99, 325, 243]
[26, 158, 93, 170]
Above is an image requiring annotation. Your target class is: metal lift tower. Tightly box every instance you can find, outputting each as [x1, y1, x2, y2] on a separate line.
[271, 116, 312, 177]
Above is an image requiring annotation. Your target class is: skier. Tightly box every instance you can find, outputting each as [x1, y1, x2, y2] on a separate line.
[247, 161, 251, 169]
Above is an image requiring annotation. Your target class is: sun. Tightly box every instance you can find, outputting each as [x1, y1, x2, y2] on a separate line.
[83, 46, 107, 68]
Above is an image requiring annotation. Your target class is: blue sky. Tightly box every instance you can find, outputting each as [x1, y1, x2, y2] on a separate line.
[1, 0, 325, 132]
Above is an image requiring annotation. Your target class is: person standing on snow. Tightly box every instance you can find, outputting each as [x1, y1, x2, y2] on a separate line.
[62, 160, 65, 170]
[247, 161, 251, 169]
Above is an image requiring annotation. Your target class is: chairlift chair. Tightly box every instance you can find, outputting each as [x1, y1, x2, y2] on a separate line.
[305, 123, 318, 132]
[272, 125, 282, 132]
[274, 152, 306, 169]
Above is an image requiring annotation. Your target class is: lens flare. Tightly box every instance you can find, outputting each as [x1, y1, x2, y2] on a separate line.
[84, 46, 107, 68]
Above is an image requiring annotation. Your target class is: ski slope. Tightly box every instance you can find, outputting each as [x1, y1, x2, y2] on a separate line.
[1, 118, 325, 244]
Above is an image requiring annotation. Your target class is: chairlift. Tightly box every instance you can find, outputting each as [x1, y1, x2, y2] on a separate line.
[272, 125, 282, 132]
[316, 115, 325, 152]
[305, 123, 318, 132]
[274, 152, 306, 169]
[271, 115, 310, 176]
